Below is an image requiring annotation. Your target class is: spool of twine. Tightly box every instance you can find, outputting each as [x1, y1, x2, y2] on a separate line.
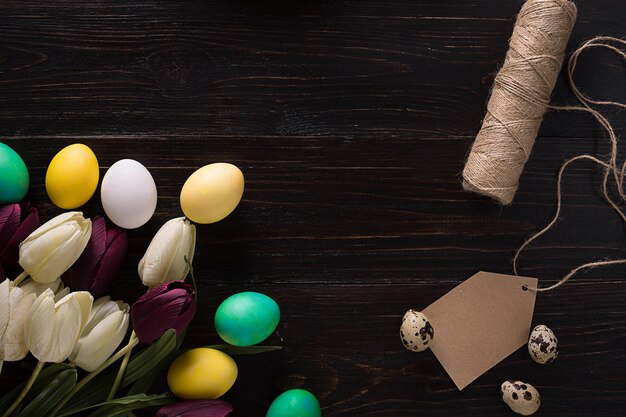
[462, 0, 577, 204]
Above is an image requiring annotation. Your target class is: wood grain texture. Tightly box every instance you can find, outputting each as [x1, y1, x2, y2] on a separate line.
[1, 1, 626, 416]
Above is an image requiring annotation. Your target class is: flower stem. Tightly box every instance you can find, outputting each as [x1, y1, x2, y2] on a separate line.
[1, 360, 45, 417]
[49, 336, 139, 417]
[107, 331, 136, 400]
[184, 256, 198, 296]
[13, 271, 29, 286]
[0, 361, 3, 376]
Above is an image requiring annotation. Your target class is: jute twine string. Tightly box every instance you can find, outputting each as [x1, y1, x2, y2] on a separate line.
[513, 37, 626, 292]
[462, 0, 577, 205]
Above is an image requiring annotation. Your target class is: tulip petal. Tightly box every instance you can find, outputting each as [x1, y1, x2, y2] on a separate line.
[0, 203, 39, 272]
[0, 279, 11, 342]
[86, 216, 108, 266]
[83, 297, 128, 335]
[63, 217, 107, 292]
[1, 205, 40, 271]
[24, 289, 57, 362]
[0, 204, 20, 251]
[20, 277, 64, 297]
[90, 227, 128, 297]
[3, 285, 35, 361]
[131, 281, 195, 343]
[70, 309, 129, 372]
[21, 212, 81, 240]
[155, 400, 234, 417]
[132, 292, 187, 344]
[20, 214, 92, 284]
[47, 291, 93, 363]
[174, 298, 196, 336]
[0, 279, 36, 361]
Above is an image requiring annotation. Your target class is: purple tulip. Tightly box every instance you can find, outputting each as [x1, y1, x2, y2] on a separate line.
[156, 400, 234, 417]
[62, 216, 128, 298]
[0, 203, 40, 279]
[131, 280, 196, 344]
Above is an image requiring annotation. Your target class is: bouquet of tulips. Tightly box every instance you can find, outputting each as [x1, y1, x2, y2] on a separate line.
[0, 207, 252, 416]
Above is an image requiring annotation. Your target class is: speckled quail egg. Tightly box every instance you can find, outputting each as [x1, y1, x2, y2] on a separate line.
[528, 324, 558, 364]
[400, 309, 434, 352]
[501, 380, 540, 416]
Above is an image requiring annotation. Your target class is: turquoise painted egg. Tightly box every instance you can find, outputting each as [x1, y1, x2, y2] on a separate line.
[266, 389, 321, 417]
[0, 142, 29, 203]
[214, 292, 280, 346]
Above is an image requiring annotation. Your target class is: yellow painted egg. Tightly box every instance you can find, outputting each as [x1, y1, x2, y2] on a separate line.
[180, 163, 244, 224]
[167, 348, 238, 399]
[46, 144, 99, 209]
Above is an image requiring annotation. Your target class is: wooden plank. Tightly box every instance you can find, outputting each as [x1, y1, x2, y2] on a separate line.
[0, 1, 623, 137]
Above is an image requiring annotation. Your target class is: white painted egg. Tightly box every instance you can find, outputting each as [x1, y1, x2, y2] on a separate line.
[101, 159, 157, 229]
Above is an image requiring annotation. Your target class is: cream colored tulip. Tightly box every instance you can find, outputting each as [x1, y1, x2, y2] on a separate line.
[20, 277, 64, 297]
[69, 296, 129, 372]
[138, 217, 196, 288]
[19, 212, 92, 284]
[0, 279, 36, 361]
[24, 289, 92, 363]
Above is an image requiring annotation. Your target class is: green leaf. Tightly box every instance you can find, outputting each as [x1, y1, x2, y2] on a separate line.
[61, 371, 116, 415]
[206, 344, 283, 355]
[57, 394, 175, 417]
[128, 328, 187, 395]
[63, 330, 178, 415]
[0, 363, 73, 413]
[17, 368, 77, 417]
[121, 329, 177, 387]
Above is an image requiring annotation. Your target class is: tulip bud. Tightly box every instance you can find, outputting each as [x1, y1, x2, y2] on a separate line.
[63, 216, 128, 297]
[0, 203, 40, 279]
[0, 278, 36, 361]
[131, 281, 196, 344]
[69, 296, 130, 372]
[138, 217, 196, 288]
[19, 212, 92, 284]
[156, 400, 233, 417]
[24, 289, 93, 363]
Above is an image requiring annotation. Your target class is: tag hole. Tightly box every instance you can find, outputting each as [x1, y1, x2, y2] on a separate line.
[522, 285, 528, 291]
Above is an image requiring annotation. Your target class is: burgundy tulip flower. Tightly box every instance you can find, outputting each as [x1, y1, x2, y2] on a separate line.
[0, 203, 40, 279]
[156, 400, 234, 417]
[62, 216, 128, 298]
[131, 280, 196, 344]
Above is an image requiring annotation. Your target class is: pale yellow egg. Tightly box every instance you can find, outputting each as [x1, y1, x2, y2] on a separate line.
[167, 348, 238, 399]
[180, 163, 244, 224]
[45, 144, 99, 209]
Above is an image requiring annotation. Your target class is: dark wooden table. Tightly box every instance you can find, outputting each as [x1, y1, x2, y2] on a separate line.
[2, 1, 626, 416]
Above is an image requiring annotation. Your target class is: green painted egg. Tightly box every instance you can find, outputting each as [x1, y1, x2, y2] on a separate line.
[266, 389, 321, 417]
[0, 142, 29, 203]
[214, 291, 280, 346]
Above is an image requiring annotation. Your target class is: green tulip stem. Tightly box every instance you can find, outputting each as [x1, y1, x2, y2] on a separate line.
[107, 331, 137, 400]
[184, 256, 198, 296]
[49, 336, 139, 417]
[1, 360, 45, 417]
[13, 271, 29, 286]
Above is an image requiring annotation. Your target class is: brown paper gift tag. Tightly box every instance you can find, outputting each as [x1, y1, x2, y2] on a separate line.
[423, 271, 538, 390]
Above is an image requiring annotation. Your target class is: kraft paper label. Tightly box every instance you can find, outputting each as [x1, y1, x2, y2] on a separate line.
[423, 271, 538, 390]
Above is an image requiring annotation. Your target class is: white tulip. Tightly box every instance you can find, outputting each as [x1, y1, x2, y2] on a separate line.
[20, 277, 64, 297]
[24, 289, 92, 363]
[19, 212, 92, 284]
[69, 296, 130, 372]
[138, 217, 196, 288]
[0, 279, 36, 361]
